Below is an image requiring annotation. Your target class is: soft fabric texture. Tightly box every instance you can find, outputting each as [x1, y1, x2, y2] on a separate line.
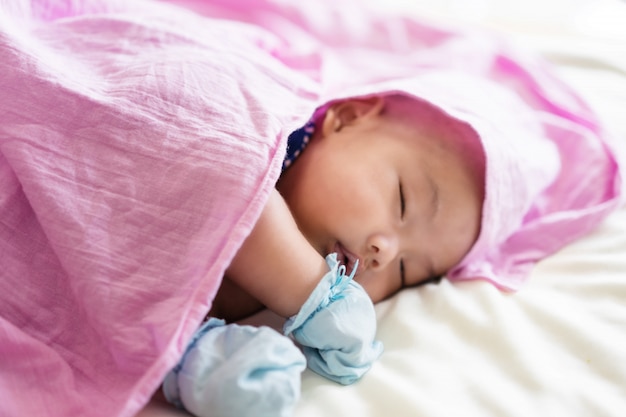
[0, 1, 315, 416]
[0, 0, 622, 417]
[283, 253, 384, 385]
[162, 318, 306, 417]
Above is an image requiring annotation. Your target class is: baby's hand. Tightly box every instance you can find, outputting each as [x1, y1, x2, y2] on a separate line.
[283, 253, 384, 385]
[163, 319, 306, 417]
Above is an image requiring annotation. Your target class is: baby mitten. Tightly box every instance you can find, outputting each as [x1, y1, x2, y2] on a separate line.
[163, 318, 306, 417]
[283, 253, 384, 385]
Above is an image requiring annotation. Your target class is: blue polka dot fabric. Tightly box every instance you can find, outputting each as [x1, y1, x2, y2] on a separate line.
[282, 120, 315, 170]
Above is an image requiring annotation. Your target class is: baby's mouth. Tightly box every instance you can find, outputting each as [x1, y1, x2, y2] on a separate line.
[333, 242, 361, 276]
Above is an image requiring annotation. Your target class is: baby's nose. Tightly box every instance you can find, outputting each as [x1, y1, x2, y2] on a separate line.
[366, 233, 399, 270]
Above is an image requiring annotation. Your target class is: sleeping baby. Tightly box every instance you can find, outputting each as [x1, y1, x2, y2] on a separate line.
[1, 1, 621, 417]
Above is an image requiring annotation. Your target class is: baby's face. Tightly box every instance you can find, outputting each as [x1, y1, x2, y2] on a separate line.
[278, 99, 484, 303]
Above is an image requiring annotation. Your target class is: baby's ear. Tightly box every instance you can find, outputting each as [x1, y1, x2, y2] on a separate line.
[321, 96, 384, 137]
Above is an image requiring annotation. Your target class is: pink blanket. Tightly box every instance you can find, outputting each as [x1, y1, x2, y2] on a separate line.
[0, 1, 622, 416]
[0, 1, 315, 416]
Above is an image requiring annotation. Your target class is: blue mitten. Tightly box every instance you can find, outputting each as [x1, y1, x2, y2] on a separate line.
[283, 253, 384, 385]
[163, 318, 306, 417]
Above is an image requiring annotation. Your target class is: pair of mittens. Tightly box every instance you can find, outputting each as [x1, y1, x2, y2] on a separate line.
[163, 253, 383, 416]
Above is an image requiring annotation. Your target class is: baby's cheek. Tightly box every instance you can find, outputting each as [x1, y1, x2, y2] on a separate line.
[354, 272, 393, 304]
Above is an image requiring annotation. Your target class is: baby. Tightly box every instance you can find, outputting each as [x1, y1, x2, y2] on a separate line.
[163, 74, 622, 416]
[163, 93, 487, 417]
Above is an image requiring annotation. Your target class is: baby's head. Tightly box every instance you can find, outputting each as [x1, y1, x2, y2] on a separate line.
[277, 93, 485, 302]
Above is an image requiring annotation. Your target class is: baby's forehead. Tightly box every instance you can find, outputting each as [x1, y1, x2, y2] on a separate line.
[379, 94, 484, 163]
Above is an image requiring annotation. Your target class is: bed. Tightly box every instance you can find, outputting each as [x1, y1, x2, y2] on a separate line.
[1, 0, 625, 416]
[139, 0, 626, 416]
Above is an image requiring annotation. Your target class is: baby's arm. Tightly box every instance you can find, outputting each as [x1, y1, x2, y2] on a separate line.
[225, 188, 328, 318]
[226, 188, 383, 384]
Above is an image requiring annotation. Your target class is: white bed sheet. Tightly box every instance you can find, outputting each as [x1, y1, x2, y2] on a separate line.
[138, 0, 626, 416]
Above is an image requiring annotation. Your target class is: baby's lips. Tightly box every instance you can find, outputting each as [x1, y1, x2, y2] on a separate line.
[335, 242, 363, 277]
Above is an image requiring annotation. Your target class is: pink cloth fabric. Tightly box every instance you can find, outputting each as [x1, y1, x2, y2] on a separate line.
[0, 1, 315, 416]
[0, 0, 622, 417]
